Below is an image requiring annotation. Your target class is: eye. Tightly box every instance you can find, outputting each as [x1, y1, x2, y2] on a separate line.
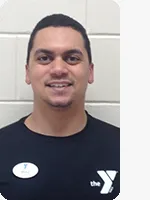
[65, 55, 80, 65]
[37, 55, 52, 64]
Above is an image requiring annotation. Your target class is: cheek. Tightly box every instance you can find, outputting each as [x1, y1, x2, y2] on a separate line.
[31, 66, 47, 81]
[75, 70, 89, 87]
[29, 70, 46, 91]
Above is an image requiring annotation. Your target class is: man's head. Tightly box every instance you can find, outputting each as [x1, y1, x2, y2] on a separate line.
[26, 14, 92, 65]
[25, 14, 94, 109]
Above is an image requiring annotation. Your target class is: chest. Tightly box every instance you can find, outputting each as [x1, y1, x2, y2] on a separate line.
[0, 139, 119, 199]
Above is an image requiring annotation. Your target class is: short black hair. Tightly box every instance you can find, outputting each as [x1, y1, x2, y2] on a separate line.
[26, 13, 92, 64]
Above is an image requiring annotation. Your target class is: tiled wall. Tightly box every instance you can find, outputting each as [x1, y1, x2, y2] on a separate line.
[0, 0, 120, 128]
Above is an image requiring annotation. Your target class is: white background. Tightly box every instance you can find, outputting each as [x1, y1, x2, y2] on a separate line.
[121, 0, 150, 199]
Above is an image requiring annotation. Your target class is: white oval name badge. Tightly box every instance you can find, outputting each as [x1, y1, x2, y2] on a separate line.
[12, 162, 39, 179]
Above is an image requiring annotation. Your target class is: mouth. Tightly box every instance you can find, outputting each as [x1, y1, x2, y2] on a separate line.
[46, 83, 73, 88]
[45, 83, 73, 93]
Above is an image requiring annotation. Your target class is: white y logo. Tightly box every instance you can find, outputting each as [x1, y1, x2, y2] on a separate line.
[0, 193, 7, 200]
[97, 170, 118, 194]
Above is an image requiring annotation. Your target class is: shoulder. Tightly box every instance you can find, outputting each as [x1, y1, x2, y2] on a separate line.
[0, 116, 27, 139]
[87, 112, 120, 133]
[87, 112, 120, 145]
[86, 112, 120, 171]
[0, 121, 18, 139]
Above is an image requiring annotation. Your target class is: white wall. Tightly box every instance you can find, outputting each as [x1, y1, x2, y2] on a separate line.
[0, 0, 120, 128]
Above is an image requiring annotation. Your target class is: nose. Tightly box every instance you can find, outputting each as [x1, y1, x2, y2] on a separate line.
[49, 57, 68, 78]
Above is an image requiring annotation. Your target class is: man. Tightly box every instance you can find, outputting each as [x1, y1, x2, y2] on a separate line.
[0, 14, 120, 200]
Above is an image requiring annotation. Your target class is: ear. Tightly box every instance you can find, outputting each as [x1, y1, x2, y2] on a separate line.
[25, 64, 31, 85]
[88, 63, 94, 84]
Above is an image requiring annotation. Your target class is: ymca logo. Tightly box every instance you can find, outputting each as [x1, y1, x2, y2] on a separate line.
[90, 170, 118, 194]
[0, 194, 7, 200]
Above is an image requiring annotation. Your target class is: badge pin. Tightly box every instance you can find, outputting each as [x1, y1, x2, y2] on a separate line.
[12, 162, 39, 179]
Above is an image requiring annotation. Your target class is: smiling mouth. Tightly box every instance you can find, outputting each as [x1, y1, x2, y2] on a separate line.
[46, 83, 72, 88]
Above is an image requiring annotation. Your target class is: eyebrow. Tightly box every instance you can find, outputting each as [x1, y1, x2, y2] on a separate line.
[34, 48, 83, 57]
[34, 49, 53, 56]
[64, 49, 83, 56]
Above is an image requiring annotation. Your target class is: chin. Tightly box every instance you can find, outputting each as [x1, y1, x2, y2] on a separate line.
[48, 100, 73, 108]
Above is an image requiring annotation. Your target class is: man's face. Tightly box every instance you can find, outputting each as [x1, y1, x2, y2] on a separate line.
[26, 27, 94, 108]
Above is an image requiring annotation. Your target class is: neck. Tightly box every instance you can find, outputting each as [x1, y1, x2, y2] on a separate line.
[25, 100, 87, 137]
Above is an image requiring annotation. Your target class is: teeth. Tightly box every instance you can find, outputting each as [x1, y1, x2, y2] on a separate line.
[49, 84, 70, 88]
